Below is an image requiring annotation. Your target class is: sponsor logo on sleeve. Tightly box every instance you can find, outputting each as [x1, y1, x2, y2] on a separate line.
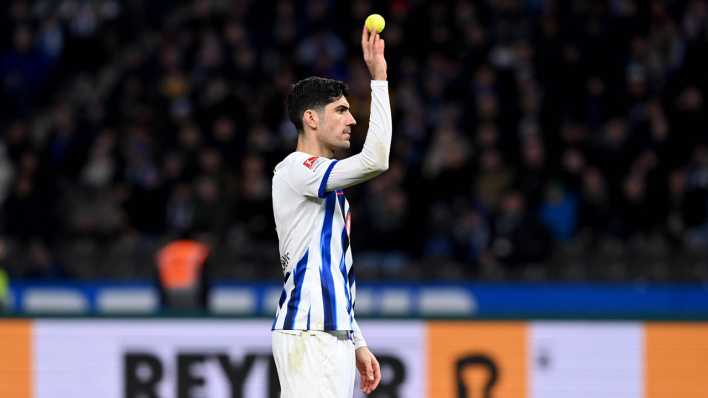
[303, 156, 318, 170]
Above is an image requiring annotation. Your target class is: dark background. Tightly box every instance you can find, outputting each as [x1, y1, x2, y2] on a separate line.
[0, 0, 707, 283]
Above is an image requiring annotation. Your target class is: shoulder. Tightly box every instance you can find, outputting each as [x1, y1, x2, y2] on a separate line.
[274, 152, 337, 198]
[274, 152, 313, 171]
[276, 152, 334, 176]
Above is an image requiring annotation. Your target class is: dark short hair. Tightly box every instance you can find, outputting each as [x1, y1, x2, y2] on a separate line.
[287, 77, 348, 132]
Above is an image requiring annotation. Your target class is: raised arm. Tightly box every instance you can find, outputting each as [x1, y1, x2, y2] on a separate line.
[324, 26, 391, 191]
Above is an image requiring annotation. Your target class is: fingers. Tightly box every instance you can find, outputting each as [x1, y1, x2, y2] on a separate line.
[358, 359, 373, 394]
[372, 33, 384, 55]
[362, 25, 385, 79]
[371, 356, 382, 391]
[363, 27, 383, 58]
[362, 375, 373, 394]
[358, 354, 381, 395]
[361, 25, 369, 56]
[362, 27, 382, 60]
[358, 368, 371, 394]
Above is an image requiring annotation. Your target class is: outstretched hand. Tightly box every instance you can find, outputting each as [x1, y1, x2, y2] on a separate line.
[356, 346, 381, 394]
[361, 25, 387, 81]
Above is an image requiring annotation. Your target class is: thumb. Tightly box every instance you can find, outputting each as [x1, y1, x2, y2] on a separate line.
[366, 360, 374, 380]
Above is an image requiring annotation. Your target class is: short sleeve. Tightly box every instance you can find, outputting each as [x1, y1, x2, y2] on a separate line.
[287, 154, 339, 198]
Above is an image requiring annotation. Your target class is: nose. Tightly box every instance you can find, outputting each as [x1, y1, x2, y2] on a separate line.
[348, 114, 357, 126]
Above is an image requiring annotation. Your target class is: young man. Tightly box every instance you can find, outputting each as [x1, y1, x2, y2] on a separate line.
[271, 25, 389, 397]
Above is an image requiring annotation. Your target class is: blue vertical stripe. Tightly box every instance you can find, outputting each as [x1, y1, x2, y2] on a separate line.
[318, 160, 339, 198]
[337, 193, 353, 319]
[271, 272, 291, 330]
[320, 192, 337, 330]
[282, 250, 309, 329]
[349, 280, 357, 323]
[348, 262, 356, 289]
[338, 191, 355, 294]
[336, 190, 346, 214]
[277, 272, 290, 309]
[339, 238, 352, 322]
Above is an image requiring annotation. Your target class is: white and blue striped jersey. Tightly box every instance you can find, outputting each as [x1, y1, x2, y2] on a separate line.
[271, 81, 392, 349]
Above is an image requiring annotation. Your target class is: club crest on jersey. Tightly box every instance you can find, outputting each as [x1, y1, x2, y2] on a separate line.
[303, 156, 318, 170]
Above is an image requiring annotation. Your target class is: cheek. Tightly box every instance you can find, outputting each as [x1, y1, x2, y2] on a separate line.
[327, 118, 343, 133]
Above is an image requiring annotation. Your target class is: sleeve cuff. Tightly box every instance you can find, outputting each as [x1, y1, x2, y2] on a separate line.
[353, 336, 368, 349]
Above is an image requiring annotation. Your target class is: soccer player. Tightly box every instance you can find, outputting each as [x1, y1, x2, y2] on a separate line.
[271, 25, 389, 397]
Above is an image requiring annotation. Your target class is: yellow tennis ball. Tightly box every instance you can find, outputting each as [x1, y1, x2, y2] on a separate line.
[365, 14, 385, 33]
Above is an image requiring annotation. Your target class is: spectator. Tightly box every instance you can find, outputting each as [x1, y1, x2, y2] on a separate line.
[155, 232, 211, 311]
[0, 1, 706, 282]
[539, 182, 578, 242]
[491, 191, 553, 270]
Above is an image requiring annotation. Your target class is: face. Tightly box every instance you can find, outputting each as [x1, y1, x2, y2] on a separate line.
[315, 96, 356, 152]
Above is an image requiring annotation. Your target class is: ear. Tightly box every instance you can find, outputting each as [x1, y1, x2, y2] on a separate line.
[303, 109, 319, 130]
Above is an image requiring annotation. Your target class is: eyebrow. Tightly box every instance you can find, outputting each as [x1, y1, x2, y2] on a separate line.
[334, 104, 350, 112]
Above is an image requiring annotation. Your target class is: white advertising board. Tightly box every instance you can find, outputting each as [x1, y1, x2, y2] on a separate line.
[33, 320, 425, 398]
[529, 322, 643, 398]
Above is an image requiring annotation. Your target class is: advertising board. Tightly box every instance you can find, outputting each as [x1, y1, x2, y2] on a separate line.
[32, 320, 424, 398]
[1, 319, 707, 397]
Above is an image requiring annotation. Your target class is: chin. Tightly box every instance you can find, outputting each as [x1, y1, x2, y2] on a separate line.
[331, 142, 350, 158]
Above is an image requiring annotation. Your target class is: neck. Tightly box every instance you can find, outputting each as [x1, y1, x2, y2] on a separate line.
[296, 130, 334, 158]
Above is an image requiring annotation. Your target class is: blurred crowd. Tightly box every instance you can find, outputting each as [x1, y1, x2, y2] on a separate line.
[1, 0, 707, 282]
